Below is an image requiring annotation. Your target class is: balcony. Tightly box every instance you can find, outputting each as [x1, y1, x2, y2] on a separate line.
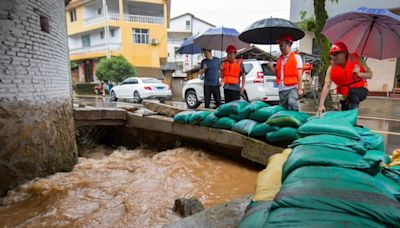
[84, 13, 164, 26]
[69, 43, 121, 55]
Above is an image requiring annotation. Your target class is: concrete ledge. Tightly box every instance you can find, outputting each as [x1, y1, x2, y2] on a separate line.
[74, 107, 127, 121]
[143, 100, 186, 117]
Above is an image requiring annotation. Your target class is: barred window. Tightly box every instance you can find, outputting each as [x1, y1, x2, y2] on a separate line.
[133, 29, 149, 44]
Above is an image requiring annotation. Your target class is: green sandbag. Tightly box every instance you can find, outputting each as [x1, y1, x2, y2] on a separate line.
[214, 100, 250, 119]
[266, 127, 300, 143]
[211, 117, 236, 130]
[273, 166, 400, 226]
[173, 111, 196, 124]
[282, 145, 380, 181]
[248, 105, 284, 122]
[382, 166, 400, 184]
[264, 207, 386, 228]
[308, 109, 359, 125]
[361, 133, 385, 152]
[188, 111, 212, 125]
[199, 113, 219, 127]
[297, 118, 361, 140]
[289, 135, 366, 155]
[266, 111, 310, 128]
[375, 172, 400, 200]
[363, 150, 391, 164]
[239, 201, 272, 228]
[249, 123, 278, 137]
[354, 126, 372, 136]
[242, 101, 269, 113]
[231, 119, 258, 136]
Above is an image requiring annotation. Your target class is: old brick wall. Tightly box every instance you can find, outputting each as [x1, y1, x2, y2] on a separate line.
[0, 0, 77, 196]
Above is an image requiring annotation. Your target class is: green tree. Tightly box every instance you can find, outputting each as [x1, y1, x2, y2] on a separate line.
[95, 56, 136, 82]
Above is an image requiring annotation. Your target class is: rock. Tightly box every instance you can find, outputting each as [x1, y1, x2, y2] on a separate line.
[142, 101, 186, 117]
[173, 198, 204, 217]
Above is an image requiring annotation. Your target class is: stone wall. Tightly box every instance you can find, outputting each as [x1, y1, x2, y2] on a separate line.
[0, 0, 77, 196]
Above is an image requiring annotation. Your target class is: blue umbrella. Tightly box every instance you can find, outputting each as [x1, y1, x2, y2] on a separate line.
[177, 35, 203, 55]
[194, 26, 249, 51]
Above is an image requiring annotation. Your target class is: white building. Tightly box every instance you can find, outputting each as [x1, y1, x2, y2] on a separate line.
[290, 0, 400, 95]
[168, 13, 215, 72]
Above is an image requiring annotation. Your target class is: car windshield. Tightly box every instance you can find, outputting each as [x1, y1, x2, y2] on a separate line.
[142, 79, 161, 84]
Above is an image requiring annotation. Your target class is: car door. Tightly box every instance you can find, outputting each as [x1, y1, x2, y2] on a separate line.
[262, 63, 279, 96]
[118, 79, 130, 98]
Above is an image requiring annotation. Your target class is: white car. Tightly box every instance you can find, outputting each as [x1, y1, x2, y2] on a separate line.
[182, 59, 280, 108]
[110, 77, 172, 103]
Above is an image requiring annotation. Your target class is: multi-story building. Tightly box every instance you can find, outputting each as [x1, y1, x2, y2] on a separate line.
[290, 0, 400, 96]
[167, 13, 215, 72]
[66, 0, 170, 82]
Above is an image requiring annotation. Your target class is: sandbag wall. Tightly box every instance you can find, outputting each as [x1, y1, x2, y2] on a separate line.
[237, 107, 400, 227]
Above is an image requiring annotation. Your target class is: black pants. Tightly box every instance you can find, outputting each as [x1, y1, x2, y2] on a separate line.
[224, 89, 241, 103]
[340, 87, 368, 111]
[204, 85, 221, 108]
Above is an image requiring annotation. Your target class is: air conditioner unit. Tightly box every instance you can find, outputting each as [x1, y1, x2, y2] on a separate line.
[151, 38, 159, 45]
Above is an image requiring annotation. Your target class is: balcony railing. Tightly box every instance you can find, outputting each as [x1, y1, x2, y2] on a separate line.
[69, 43, 121, 55]
[84, 13, 164, 26]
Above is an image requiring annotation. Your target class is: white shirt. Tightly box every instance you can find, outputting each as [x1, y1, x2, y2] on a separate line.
[279, 53, 303, 91]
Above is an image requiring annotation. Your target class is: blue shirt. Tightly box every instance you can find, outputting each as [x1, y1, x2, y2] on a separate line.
[201, 57, 220, 86]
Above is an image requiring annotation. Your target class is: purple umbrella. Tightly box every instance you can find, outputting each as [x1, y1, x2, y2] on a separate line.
[322, 7, 400, 60]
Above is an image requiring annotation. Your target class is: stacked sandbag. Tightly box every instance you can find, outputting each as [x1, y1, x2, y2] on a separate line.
[214, 100, 251, 120]
[239, 149, 291, 228]
[265, 111, 309, 144]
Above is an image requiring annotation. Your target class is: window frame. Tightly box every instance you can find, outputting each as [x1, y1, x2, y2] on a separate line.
[70, 8, 77, 22]
[132, 28, 149, 45]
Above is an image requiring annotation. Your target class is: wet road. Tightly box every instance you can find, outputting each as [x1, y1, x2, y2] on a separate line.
[73, 96, 400, 154]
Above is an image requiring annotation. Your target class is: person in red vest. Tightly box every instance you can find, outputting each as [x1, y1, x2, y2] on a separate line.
[268, 35, 303, 111]
[220, 45, 246, 103]
[318, 42, 373, 114]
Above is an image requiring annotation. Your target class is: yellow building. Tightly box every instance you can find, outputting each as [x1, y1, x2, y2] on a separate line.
[66, 0, 170, 82]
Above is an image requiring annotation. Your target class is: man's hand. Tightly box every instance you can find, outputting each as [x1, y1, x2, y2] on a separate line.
[240, 87, 245, 94]
[297, 87, 303, 97]
[317, 104, 326, 116]
[202, 63, 207, 71]
[267, 62, 274, 70]
[353, 64, 360, 76]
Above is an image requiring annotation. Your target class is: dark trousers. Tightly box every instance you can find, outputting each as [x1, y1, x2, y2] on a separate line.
[341, 87, 368, 111]
[204, 85, 221, 108]
[224, 89, 241, 103]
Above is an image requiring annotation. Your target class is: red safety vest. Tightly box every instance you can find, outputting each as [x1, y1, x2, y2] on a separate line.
[331, 53, 366, 96]
[222, 59, 241, 85]
[276, 52, 299, 86]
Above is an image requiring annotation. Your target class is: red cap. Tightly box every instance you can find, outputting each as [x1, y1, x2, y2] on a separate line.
[226, 45, 237, 53]
[277, 35, 293, 43]
[329, 42, 348, 55]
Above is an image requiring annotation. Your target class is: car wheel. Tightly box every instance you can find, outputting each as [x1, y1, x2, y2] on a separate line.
[110, 91, 118, 101]
[185, 90, 200, 108]
[133, 91, 142, 103]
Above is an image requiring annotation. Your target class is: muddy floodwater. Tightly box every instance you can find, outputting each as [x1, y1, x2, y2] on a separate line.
[0, 147, 258, 227]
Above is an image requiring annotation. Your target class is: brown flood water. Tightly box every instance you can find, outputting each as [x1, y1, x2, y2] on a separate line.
[0, 147, 258, 227]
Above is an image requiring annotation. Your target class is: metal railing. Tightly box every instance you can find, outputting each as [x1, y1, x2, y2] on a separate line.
[84, 13, 164, 26]
[69, 43, 121, 55]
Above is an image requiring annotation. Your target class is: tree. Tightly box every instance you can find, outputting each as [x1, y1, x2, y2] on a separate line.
[95, 56, 136, 82]
[299, 0, 338, 86]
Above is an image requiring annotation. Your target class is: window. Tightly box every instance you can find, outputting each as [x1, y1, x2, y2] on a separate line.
[261, 63, 274, 76]
[39, 15, 49, 33]
[243, 63, 253, 75]
[133, 29, 149, 44]
[70, 8, 77, 22]
[110, 29, 115, 37]
[81, 35, 91, 47]
[174, 47, 179, 55]
[124, 78, 138, 84]
[142, 79, 161, 84]
[186, 20, 191, 29]
[97, 8, 102, 15]
[312, 38, 319, 55]
[100, 31, 104, 39]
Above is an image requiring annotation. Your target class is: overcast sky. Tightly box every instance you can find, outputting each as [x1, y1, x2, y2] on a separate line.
[170, 0, 293, 52]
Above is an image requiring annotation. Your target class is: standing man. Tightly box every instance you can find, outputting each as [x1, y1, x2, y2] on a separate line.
[268, 35, 303, 110]
[220, 45, 246, 103]
[199, 49, 221, 108]
[318, 42, 373, 114]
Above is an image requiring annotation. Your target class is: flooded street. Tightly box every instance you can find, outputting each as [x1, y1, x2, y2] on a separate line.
[0, 147, 258, 228]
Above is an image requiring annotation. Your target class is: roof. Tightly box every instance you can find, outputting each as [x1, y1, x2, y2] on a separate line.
[170, 13, 215, 27]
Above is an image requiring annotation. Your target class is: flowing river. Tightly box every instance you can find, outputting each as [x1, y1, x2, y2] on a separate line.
[0, 146, 259, 227]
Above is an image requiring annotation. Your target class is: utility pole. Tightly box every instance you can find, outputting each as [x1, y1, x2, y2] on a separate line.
[103, 0, 111, 59]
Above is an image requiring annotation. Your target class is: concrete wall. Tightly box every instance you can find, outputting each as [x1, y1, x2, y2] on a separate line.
[0, 0, 78, 196]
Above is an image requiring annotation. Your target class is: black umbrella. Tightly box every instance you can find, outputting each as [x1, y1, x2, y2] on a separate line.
[239, 18, 305, 44]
